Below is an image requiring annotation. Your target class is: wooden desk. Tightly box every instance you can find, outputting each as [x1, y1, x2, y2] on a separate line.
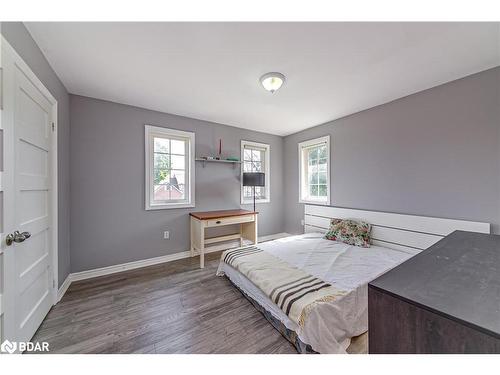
[190, 209, 258, 268]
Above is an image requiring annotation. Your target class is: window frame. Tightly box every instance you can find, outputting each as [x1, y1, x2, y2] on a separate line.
[240, 140, 271, 205]
[145, 124, 195, 210]
[298, 135, 330, 205]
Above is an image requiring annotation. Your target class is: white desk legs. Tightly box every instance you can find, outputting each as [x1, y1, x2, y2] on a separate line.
[190, 214, 258, 269]
[199, 221, 205, 269]
[190, 218, 205, 268]
[241, 215, 258, 245]
[190, 219, 195, 257]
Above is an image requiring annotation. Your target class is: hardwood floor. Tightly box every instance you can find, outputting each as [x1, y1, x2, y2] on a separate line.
[32, 251, 367, 354]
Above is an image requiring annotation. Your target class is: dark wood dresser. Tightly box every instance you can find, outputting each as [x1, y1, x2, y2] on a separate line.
[368, 230, 500, 353]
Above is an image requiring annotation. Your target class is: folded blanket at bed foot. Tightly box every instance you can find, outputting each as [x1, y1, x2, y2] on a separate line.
[217, 246, 347, 328]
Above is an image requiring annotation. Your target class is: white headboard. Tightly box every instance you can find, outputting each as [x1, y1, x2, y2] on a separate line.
[304, 205, 490, 254]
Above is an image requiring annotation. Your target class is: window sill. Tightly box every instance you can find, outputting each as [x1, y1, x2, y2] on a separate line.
[241, 199, 270, 205]
[146, 203, 195, 210]
[299, 199, 330, 205]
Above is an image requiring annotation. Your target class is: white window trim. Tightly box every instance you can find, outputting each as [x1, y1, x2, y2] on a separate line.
[240, 140, 271, 205]
[298, 135, 331, 205]
[145, 124, 195, 210]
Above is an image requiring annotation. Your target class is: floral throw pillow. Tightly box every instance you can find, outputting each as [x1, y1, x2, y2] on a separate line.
[324, 218, 372, 248]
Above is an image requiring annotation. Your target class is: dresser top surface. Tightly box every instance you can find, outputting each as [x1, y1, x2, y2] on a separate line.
[370, 230, 500, 337]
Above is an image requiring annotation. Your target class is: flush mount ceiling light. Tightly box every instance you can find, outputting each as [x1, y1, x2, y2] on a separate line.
[260, 72, 286, 93]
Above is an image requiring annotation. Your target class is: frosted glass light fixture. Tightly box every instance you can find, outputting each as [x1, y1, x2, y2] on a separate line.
[260, 72, 285, 93]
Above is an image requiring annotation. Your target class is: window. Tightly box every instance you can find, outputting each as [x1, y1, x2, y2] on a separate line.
[241, 140, 270, 204]
[299, 136, 330, 204]
[145, 125, 195, 210]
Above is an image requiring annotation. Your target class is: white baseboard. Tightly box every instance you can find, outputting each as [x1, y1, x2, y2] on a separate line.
[70, 250, 194, 283]
[57, 275, 72, 302]
[55, 232, 290, 303]
[257, 232, 290, 242]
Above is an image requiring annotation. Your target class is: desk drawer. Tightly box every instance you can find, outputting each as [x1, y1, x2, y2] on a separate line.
[206, 215, 254, 227]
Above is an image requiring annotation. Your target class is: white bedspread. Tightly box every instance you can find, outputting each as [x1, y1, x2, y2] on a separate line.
[217, 232, 415, 353]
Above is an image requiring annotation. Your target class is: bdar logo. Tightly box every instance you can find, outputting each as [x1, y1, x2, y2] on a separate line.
[1, 340, 17, 354]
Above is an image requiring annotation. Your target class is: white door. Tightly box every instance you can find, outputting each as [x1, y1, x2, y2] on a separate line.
[1, 37, 56, 346]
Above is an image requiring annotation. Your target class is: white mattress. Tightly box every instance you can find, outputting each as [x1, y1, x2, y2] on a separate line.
[217, 232, 415, 353]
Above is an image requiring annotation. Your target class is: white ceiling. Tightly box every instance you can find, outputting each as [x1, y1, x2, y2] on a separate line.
[26, 22, 500, 136]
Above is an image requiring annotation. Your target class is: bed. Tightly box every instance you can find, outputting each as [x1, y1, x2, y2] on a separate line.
[216, 205, 490, 354]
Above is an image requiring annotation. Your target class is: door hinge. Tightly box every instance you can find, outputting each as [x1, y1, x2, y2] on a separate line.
[51, 122, 55, 131]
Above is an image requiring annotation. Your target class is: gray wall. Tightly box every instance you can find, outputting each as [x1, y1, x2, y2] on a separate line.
[69, 95, 284, 272]
[3, 22, 498, 276]
[284, 67, 500, 235]
[1, 22, 71, 286]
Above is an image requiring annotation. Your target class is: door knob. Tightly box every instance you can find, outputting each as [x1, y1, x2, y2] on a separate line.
[5, 231, 31, 246]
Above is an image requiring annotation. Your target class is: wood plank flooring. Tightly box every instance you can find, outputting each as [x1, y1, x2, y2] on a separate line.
[32, 251, 367, 354]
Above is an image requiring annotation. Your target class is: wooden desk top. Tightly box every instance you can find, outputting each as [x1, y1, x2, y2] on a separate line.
[189, 209, 258, 220]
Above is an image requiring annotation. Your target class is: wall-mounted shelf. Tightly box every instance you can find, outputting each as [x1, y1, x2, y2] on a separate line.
[195, 157, 241, 168]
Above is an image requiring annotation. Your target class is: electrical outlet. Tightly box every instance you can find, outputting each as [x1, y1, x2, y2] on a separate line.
[301, 219, 305, 226]
[163, 231, 170, 239]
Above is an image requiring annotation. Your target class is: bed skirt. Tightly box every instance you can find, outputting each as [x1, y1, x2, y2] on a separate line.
[228, 277, 318, 354]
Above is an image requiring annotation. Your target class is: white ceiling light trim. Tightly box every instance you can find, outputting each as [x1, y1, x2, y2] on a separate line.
[260, 72, 286, 93]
